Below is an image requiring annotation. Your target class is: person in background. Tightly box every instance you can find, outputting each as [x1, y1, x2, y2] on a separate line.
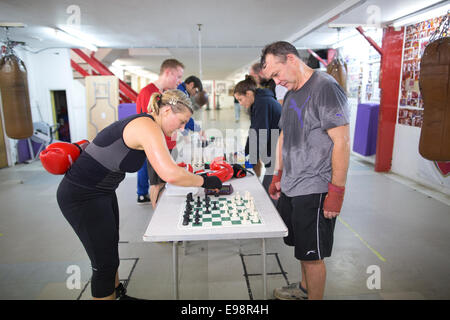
[177, 75, 203, 135]
[234, 75, 281, 205]
[250, 62, 287, 105]
[135, 59, 184, 207]
[261, 41, 350, 300]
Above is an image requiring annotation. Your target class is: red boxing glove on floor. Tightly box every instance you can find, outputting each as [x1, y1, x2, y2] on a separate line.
[323, 183, 345, 213]
[268, 170, 282, 200]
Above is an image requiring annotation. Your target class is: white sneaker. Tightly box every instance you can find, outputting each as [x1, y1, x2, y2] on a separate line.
[273, 282, 308, 300]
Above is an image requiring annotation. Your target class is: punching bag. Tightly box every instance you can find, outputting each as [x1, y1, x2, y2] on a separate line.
[327, 57, 348, 93]
[418, 37, 450, 161]
[0, 53, 33, 139]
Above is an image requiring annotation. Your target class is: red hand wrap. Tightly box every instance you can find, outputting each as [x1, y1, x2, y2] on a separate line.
[268, 170, 282, 198]
[323, 183, 345, 213]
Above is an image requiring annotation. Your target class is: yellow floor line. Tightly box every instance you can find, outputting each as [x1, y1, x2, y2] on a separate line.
[337, 216, 386, 262]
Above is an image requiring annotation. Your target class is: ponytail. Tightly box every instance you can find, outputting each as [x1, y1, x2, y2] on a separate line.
[148, 92, 163, 115]
[234, 75, 257, 96]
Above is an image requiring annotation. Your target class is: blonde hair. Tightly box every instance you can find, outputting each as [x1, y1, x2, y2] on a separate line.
[147, 89, 193, 116]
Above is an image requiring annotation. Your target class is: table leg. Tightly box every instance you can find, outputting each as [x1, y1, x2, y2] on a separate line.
[173, 241, 179, 299]
[262, 238, 267, 299]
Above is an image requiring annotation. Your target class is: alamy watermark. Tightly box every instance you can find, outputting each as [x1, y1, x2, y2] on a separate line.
[366, 265, 381, 290]
[66, 264, 81, 290]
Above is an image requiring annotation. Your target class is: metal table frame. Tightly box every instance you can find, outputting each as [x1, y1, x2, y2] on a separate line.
[143, 175, 288, 300]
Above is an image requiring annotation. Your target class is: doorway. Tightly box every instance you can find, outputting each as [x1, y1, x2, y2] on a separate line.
[50, 90, 71, 142]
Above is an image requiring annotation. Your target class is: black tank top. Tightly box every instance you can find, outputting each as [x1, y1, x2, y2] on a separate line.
[65, 113, 153, 192]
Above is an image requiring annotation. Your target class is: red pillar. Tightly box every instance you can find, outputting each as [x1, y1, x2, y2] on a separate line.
[375, 26, 405, 172]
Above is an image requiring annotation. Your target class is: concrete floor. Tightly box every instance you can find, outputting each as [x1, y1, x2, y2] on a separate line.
[1, 105, 449, 300]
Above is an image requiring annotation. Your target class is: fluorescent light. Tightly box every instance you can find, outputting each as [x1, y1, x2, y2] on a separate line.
[51, 27, 98, 51]
[393, 2, 450, 28]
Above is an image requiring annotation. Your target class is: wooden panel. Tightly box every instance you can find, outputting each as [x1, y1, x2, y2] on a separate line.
[85, 76, 119, 140]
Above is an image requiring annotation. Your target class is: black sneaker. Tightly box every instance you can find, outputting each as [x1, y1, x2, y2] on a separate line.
[137, 194, 150, 204]
[115, 283, 141, 300]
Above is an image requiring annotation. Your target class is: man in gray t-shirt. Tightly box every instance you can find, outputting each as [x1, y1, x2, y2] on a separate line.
[279, 70, 349, 196]
[261, 41, 350, 300]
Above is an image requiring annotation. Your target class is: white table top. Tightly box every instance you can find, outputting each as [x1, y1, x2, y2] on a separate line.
[142, 174, 288, 242]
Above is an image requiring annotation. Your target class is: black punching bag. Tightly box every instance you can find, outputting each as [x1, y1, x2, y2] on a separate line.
[418, 37, 450, 161]
[0, 53, 33, 139]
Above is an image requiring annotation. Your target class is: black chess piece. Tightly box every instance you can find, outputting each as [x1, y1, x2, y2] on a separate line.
[196, 196, 201, 207]
[212, 201, 218, 210]
[193, 217, 200, 225]
[187, 192, 193, 202]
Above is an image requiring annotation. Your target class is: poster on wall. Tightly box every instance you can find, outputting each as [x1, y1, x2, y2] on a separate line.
[398, 16, 444, 127]
[216, 82, 226, 95]
[203, 82, 212, 95]
[342, 30, 382, 105]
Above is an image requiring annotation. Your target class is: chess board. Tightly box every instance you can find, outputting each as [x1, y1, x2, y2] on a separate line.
[178, 194, 263, 229]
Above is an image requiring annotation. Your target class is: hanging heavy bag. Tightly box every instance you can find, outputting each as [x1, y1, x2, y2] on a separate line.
[327, 57, 348, 92]
[418, 15, 450, 161]
[0, 53, 33, 139]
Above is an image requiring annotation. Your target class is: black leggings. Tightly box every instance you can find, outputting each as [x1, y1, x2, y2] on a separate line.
[57, 178, 120, 298]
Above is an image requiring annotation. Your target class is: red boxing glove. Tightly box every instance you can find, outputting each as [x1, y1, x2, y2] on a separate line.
[323, 183, 345, 214]
[268, 170, 282, 200]
[40, 142, 81, 175]
[208, 157, 234, 182]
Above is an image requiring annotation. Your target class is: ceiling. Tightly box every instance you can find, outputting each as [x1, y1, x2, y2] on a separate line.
[0, 0, 444, 80]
